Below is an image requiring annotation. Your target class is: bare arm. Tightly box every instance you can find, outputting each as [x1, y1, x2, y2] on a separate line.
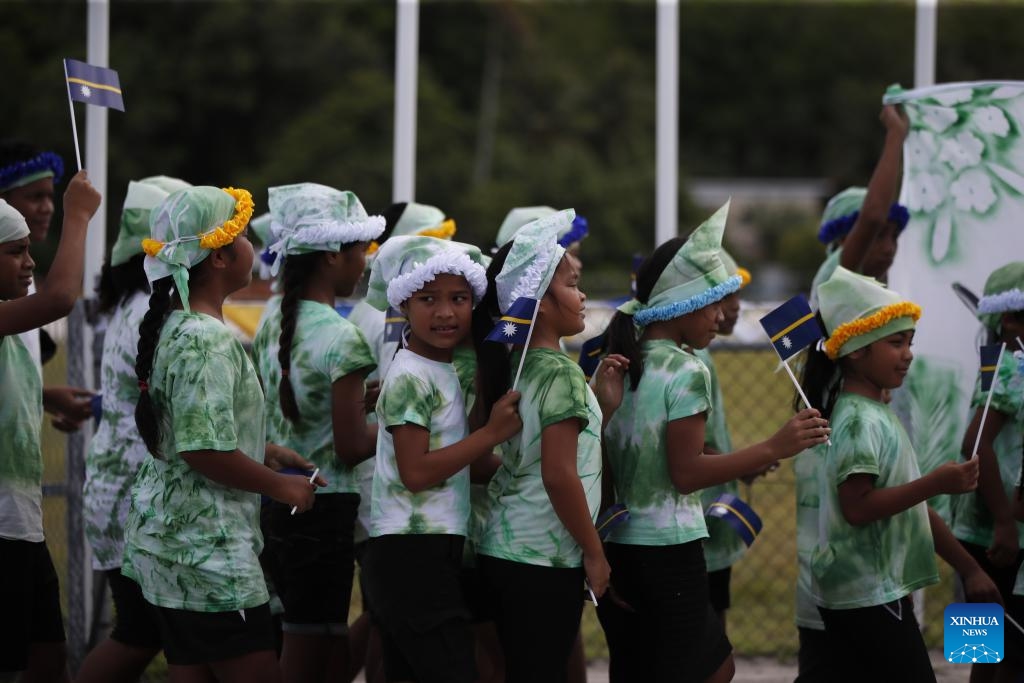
[181, 448, 316, 512]
[332, 370, 379, 466]
[961, 406, 1018, 566]
[0, 171, 101, 336]
[838, 459, 979, 527]
[929, 507, 1003, 604]
[840, 105, 909, 273]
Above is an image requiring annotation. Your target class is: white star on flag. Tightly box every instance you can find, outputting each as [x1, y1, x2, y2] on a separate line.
[781, 336, 792, 349]
[80, 84, 91, 98]
[502, 322, 518, 338]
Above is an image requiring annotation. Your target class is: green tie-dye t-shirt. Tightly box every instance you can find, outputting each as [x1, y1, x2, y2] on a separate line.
[122, 311, 269, 612]
[84, 291, 150, 569]
[794, 444, 826, 629]
[693, 348, 746, 572]
[605, 340, 711, 546]
[0, 333, 44, 542]
[253, 298, 376, 495]
[347, 299, 384, 544]
[370, 349, 470, 537]
[950, 349, 1024, 547]
[477, 348, 603, 568]
[811, 393, 938, 609]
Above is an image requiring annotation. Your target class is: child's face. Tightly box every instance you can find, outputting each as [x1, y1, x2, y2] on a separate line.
[402, 273, 473, 360]
[2, 177, 55, 243]
[861, 221, 900, 280]
[718, 292, 741, 336]
[675, 301, 723, 350]
[332, 242, 369, 298]
[539, 254, 587, 338]
[848, 329, 915, 390]
[0, 237, 34, 299]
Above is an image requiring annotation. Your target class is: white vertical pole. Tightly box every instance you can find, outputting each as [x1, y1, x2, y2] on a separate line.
[393, 0, 419, 203]
[914, 0, 937, 88]
[655, 0, 679, 246]
[86, 0, 110, 296]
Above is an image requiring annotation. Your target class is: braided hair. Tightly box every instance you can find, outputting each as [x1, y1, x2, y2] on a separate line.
[134, 277, 173, 458]
[277, 252, 321, 423]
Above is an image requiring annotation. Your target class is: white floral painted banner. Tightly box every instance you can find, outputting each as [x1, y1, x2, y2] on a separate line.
[885, 81, 1024, 519]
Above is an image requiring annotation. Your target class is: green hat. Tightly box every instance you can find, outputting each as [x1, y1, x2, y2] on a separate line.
[494, 209, 573, 314]
[0, 199, 29, 244]
[366, 236, 487, 310]
[618, 201, 742, 327]
[143, 186, 254, 312]
[818, 266, 922, 359]
[818, 187, 867, 245]
[391, 201, 456, 239]
[977, 261, 1024, 331]
[248, 213, 272, 247]
[111, 176, 192, 267]
[266, 183, 384, 276]
[719, 248, 751, 289]
[496, 206, 556, 248]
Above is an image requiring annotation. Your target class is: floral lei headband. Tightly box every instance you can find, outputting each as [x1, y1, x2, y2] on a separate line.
[142, 187, 254, 257]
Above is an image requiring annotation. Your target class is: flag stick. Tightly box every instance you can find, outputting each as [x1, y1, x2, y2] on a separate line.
[62, 60, 83, 171]
[585, 581, 598, 606]
[781, 357, 831, 446]
[290, 467, 320, 515]
[1006, 610, 1024, 637]
[1015, 336, 1024, 353]
[511, 302, 541, 392]
[971, 343, 1006, 460]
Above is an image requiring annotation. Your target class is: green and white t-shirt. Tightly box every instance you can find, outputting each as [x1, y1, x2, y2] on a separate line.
[253, 298, 376, 495]
[794, 444, 826, 629]
[347, 299, 384, 545]
[477, 348, 603, 568]
[604, 340, 710, 547]
[348, 300, 397, 383]
[811, 392, 938, 610]
[0, 333, 44, 542]
[370, 349, 470, 537]
[693, 348, 746, 572]
[84, 291, 150, 569]
[951, 349, 1024, 548]
[122, 311, 269, 612]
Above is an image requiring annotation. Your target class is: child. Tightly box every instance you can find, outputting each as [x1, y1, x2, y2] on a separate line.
[0, 170, 100, 680]
[598, 202, 828, 683]
[360, 235, 521, 683]
[953, 261, 1024, 683]
[123, 185, 319, 682]
[805, 266, 1000, 682]
[472, 210, 626, 683]
[252, 183, 383, 682]
[77, 176, 190, 683]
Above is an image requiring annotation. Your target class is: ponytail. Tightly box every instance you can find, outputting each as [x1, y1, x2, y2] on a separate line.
[96, 253, 150, 315]
[135, 277, 173, 458]
[795, 316, 841, 420]
[607, 236, 687, 391]
[278, 252, 320, 423]
[472, 242, 514, 419]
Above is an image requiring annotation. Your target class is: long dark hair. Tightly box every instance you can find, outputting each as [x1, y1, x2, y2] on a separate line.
[277, 252, 321, 423]
[134, 276, 174, 458]
[794, 315, 842, 421]
[96, 254, 150, 314]
[606, 236, 687, 390]
[471, 242, 514, 420]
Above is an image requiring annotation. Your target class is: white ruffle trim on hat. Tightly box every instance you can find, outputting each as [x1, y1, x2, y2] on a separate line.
[978, 288, 1024, 315]
[270, 216, 385, 253]
[386, 249, 488, 308]
[499, 244, 563, 315]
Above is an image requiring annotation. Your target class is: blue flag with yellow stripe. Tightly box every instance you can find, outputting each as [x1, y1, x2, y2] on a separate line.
[578, 333, 607, 381]
[759, 295, 824, 361]
[65, 59, 125, 111]
[485, 297, 537, 345]
[979, 343, 1002, 392]
[384, 306, 407, 343]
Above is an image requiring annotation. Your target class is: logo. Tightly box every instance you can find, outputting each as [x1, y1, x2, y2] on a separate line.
[944, 603, 1003, 664]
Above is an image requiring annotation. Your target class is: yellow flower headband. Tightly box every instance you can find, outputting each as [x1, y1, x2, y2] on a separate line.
[823, 301, 922, 359]
[416, 218, 456, 240]
[142, 187, 254, 257]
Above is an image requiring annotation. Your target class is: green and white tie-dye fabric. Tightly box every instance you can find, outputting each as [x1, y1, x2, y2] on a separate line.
[0, 333, 44, 542]
[810, 393, 938, 610]
[605, 340, 710, 547]
[951, 349, 1024, 547]
[253, 297, 376, 495]
[122, 311, 269, 612]
[348, 299, 397, 382]
[693, 348, 746, 572]
[347, 299, 385, 544]
[809, 248, 841, 311]
[477, 348, 602, 568]
[84, 291, 150, 569]
[794, 445, 826, 629]
[370, 349, 470, 537]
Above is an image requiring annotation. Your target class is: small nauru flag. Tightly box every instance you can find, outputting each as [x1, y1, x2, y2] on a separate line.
[596, 503, 630, 541]
[578, 333, 607, 381]
[706, 493, 763, 547]
[979, 343, 1002, 392]
[759, 295, 825, 361]
[64, 59, 125, 111]
[384, 306, 406, 343]
[486, 297, 537, 345]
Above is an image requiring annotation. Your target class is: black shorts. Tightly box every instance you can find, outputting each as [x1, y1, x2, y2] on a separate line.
[597, 541, 732, 683]
[795, 626, 832, 683]
[958, 540, 1024, 661]
[478, 554, 587, 683]
[363, 534, 474, 683]
[0, 539, 65, 672]
[264, 492, 359, 635]
[107, 569, 161, 650]
[154, 603, 276, 666]
[819, 596, 935, 683]
[707, 566, 732, 612]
